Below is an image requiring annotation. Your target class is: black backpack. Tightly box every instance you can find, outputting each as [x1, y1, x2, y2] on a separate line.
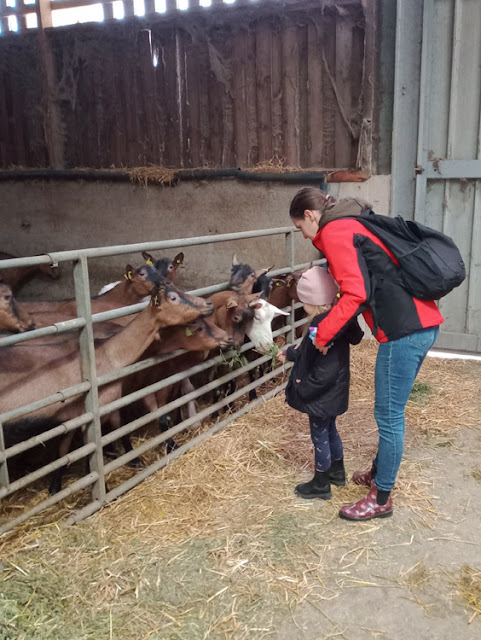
[355, 210, 466, 300]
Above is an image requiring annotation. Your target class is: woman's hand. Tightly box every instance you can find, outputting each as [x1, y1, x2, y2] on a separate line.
[312, 342, 329, 355]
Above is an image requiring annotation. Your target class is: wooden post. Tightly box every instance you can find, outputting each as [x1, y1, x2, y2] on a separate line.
[144, 0, 155, 16]
[356, 0, 376, 173]
[36, 1, 64, 168]
[123, 0, 134, 18]
[0, 0, 9, 34]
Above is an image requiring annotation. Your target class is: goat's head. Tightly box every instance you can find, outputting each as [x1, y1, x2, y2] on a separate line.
[142, 251, 184, 281]
[229, 254, 271, 295]
[246, 298, 289, 352]
[149, 280, 214, 327]
[209, 290, 259, 347]
[162, 317, 233, 352]
[0, 281, 35, 333]
[124, 263, 167, 297]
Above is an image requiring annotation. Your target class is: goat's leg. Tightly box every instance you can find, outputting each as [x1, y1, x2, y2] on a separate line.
[155, 387, 179, 453]
[107, 410, 143, 468]
[49, 430, 76, 495]
[179, 378, 201, 430]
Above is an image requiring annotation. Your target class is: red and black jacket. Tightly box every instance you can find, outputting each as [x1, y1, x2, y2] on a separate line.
[312, 219, 444, 347]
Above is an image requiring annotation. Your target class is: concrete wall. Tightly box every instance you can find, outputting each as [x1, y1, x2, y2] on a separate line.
[0, 175, 390, 301]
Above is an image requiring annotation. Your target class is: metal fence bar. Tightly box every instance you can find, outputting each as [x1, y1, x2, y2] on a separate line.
[102, 353, 285, 472]
[0, 227, 297, 270]
[98, 322, 293, 421]
[0, 442, 96, 499]
[0, 318, 86, 348]
[72, 256, 106, 503]
[0, 421, 10, 489]
[0, 413, 93, 462]
[68, 380, 289, 526]
[285, 230, 296, 344]
[0, 382, 91, 425]
[0, 473, 98, 536]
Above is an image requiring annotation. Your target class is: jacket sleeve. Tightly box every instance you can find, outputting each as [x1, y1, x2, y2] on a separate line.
[285, 344, 300, 362]
[313, 220, 371, 347]
[344, 317, 364, 345]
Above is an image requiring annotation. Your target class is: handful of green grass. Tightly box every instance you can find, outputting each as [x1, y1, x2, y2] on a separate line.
[255, 342, 280, 371]
[221, 349, 248, 370]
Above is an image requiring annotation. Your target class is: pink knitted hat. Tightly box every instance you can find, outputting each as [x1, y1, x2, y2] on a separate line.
[296, 266, 339, 306]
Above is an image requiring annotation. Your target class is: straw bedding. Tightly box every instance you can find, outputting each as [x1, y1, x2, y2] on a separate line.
[0, 342, 480, 639]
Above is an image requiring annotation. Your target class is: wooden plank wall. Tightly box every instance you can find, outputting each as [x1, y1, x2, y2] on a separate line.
[0, 2, 368, 170]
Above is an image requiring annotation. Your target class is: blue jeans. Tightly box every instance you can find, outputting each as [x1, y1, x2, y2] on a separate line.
[373, 326, 439, 491]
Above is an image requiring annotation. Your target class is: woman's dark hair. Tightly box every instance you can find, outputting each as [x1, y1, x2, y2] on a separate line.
[289, 187, 329, 219]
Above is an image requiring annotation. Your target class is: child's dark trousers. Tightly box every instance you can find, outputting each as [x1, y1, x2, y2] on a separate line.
[309, 416, 343, 472]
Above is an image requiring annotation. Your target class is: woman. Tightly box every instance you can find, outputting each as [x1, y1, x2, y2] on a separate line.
[289, 187, 443, 521]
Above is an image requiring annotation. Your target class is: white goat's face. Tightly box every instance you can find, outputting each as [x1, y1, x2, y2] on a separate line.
[246, 299, 289, 351]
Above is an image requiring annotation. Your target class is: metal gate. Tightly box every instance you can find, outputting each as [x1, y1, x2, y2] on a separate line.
[0, 228, 313, 534]
[392, 0, 481, 353]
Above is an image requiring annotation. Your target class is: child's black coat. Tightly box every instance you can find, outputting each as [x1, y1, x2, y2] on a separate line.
[285, 312, 363, 417]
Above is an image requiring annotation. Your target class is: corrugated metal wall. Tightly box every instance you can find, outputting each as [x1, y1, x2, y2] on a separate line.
[0, 1, 371, 170]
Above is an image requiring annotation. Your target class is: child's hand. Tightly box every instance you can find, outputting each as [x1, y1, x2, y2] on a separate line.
[277, 352, 286, 363]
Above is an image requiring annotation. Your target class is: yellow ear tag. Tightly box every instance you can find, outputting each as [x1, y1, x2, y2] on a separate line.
[276, 281, 281, 287]
[185, 327, 192, 337]
[124, 270, 133, 280]
[176, 259, 182, 264]
[336, 292, 341, 299]
[145, 259, 153, 266]
[153, 295, 158, 305]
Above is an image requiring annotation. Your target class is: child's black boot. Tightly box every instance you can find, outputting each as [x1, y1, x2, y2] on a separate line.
[295, 471, 332, 500]
[329, 458, 346, 487]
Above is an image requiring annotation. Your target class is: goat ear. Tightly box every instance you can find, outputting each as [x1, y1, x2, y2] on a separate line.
[274, 306, 290, 316]
[244, 292, 263, 304]
[124, 264, 135, 280]
[226, 298, 238, 309]
[151, 286, 162, 307]
[250, 302, 263, 309]
[173, 252, 184, 266]
[142, 251, 154, 266]
[254, 266, 271, 279]
[232, 253, 239, 266]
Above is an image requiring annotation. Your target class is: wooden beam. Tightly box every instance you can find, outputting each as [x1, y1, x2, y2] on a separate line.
[38, 0, 52, 29]
[36, 5, 64, 167]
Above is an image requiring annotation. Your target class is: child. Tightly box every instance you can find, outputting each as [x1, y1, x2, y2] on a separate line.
[277, 266, 363, 500]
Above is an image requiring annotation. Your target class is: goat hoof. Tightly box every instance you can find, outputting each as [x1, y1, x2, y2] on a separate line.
[249, 390, 258, 401]
[49, 481, 61, 495]
[165, 439, 179, 454]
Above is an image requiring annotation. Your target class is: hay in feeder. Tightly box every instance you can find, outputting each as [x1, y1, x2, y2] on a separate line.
[247, 156, 300, 173]
[128, 166, 178, 187]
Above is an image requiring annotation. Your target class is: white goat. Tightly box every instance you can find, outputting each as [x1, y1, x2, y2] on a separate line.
[246, 299, 289, 352]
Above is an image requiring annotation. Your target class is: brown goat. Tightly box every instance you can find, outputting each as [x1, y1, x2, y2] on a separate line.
[20, 263, 165, 328]
[0, 282, 35, 333]
[1, 282, 213, 493]
[0, 252, 60, 293]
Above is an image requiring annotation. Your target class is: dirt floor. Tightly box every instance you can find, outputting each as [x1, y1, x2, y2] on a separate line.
[0, 342, 480, 640]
